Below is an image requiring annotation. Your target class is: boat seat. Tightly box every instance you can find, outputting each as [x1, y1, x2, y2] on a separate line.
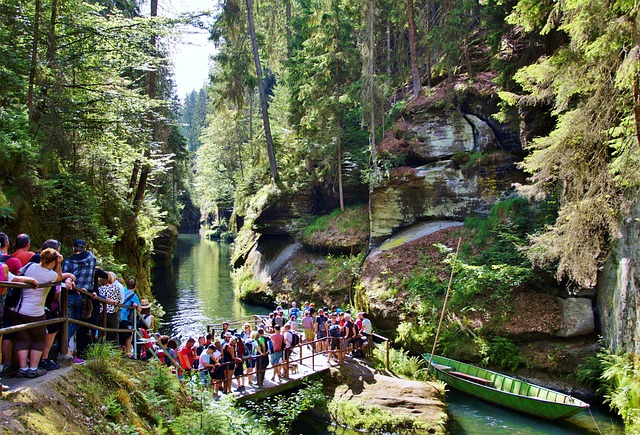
[449, 371, 493, 386]
[431, 363, 453, 372]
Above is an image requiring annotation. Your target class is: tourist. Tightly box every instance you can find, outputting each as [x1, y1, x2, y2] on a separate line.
[328, 313, 342, 363]
[309, 302, 316, 318]
[255, 328, 269, 387]
[210, 340, 224, 395]
[219, 321, 231, 339]
[270, 325, 285, 381]
[139, 299, 155, 331]
[198, 344, 215, 387]
[233, 334, 245, 391]
[244, 331, 258, 385]
[240, 323, 252, 340]
[302, 310, 314, 348]
[221, 332, 235, 393]
[314, 309, 328, 353]
[0, 232, 21, 274]
[97, 271, 122, 344]
[342, 313, 357, 357]
[9, 249, 74, 378]
[177, 337, 195, 377]
[12, 234, 35, 266]
[62, 239, 97, 364]
[283, 323, 297, 377]
[30, 240, 66, 371]
[0, 251, 41, 387]
[195, 336, 206, 364]
[165, 338, 179, 367]
[289, 301, 300, 320]
[288, 314, 298, 332]
[119, 279, 141, 357]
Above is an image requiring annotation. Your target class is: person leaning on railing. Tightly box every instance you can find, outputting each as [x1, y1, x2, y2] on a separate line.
[7, 248, 75, 379]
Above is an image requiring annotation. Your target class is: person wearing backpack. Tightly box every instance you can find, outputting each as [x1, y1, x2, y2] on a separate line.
[327, 314, 342, 363]
[118, 279, 141, 357]
[233, 334, 246, 391]
[283, 324, 299, 378]
[255, 328, 269, 387]
[243, 332, 257, 386]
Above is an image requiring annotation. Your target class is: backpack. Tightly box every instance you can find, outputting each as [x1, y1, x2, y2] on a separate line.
[265, 336, 274, 353]
[5, 263, 34, 310]
[329, 323, 341, 338]
[288, 331, 300, 347]
[243, 339, 254, 358]
[121, 291, 137, 323]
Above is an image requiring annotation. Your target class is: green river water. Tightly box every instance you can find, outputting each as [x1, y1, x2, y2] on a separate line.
[152, 234, 625, 434]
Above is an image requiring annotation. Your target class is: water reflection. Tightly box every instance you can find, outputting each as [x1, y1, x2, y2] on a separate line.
[152, 234, 270, 341]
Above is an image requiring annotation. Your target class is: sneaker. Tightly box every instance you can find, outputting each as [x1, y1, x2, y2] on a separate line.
[2, 366, 18, 378]
[39, 359, 61, 371]
[72, 356, 85, 365]
[1, 384, 9, 392]
[26, 368, 47, 378]
[16, 368, 29, 378]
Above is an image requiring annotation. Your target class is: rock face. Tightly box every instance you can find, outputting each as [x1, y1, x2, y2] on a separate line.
[152, 225, 179, 269]
[597, 194, 640, 354]
[557, 298, 595, 338]
[371, 108, 525, 245]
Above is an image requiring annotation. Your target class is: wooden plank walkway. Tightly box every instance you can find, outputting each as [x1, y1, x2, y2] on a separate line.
[227, 341, 336, 401]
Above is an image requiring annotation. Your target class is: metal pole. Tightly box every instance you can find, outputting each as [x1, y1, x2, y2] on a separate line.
[133, 309, 138, 359]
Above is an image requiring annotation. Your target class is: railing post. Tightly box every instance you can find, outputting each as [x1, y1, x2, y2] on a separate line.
[101, 301, 107, 340]
[133, 309, 138, 359]
[386, 339, 390, 370]
[59, 285, 69, 357]
[312, 340, 315, 371]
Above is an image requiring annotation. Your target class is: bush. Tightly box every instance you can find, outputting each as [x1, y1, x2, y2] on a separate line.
[477, 336, 524, 372]
[372, 345, 427, 380]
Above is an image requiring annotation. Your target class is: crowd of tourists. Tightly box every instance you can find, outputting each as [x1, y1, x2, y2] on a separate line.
[0, 233, 155, 391]
[158, 303, 373, 396]
[0, 232, 374, 396]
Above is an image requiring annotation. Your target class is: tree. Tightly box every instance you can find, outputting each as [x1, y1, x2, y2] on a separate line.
[246, 0, 278, 183]
[407, 0, 420, 96]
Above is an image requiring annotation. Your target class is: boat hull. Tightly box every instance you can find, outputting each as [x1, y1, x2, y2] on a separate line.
[423, 354, 589, 420]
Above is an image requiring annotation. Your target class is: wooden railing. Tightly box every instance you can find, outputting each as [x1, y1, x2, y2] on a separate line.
[0, 281, 391, 385]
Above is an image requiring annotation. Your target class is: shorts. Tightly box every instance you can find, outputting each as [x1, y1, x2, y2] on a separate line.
[45, 308, 61, 334]
[245, 356, 256, 369]
[118, 320, 133, 346]
[212, 366, 225, 380]
[284, 348, 292, 361]
[234, 361, 244, 376]
[329, 336, 340, 350]
[304, 328, 314, 342]
[270, 351, 283, 366]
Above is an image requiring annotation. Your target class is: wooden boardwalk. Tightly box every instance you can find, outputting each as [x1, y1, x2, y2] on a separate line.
[232, 342, 334, 401]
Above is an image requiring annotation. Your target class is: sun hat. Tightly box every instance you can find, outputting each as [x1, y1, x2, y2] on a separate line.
[139, 299, 151, 309]
[224, 331, 233, 337]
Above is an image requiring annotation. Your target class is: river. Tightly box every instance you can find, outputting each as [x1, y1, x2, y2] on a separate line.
[151, 233, 270, 341]
[152, 234, 624, 434]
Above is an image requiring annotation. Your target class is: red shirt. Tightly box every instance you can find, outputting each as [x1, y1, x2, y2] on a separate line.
[13, 250, 35, 266]
[271, 333, 284, 352]
[178, 346, 194, 370]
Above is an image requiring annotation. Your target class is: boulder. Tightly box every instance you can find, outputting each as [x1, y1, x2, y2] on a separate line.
[409, 111, 475, 161]
[557, 298, 595, 338]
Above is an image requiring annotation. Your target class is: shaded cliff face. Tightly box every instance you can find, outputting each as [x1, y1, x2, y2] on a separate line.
[371, 104, 526, 245]
[597, 195, 640, 354]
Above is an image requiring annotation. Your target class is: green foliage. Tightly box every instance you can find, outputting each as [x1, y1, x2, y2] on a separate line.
[302, 206, 368, 238]
[243, 380, 325, 434]
[372, 345, 427, 380]
[86, 342, 120, 371]
[598, 350, 640, 431]
[233, 264, 262, 301]
[576, 353, 604, 388]
[476, 336, 525, 372]
[328, 398, 429, 433]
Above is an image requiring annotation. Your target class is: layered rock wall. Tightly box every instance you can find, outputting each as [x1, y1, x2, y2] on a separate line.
[597, 195, 640, 354]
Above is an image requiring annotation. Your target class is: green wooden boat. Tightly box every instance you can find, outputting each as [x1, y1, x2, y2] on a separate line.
[423, 353, 590, 420]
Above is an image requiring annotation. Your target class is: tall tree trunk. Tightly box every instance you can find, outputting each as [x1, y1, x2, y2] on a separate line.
[386, 22, 391, 76]
[27, 0, 41, 120]
[425, 0, 431, 87]
[333, 0, 344, 211]
[246, 0, 278, 183]
[407, 0, 421, 97]
[368, 0, 377, 172]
